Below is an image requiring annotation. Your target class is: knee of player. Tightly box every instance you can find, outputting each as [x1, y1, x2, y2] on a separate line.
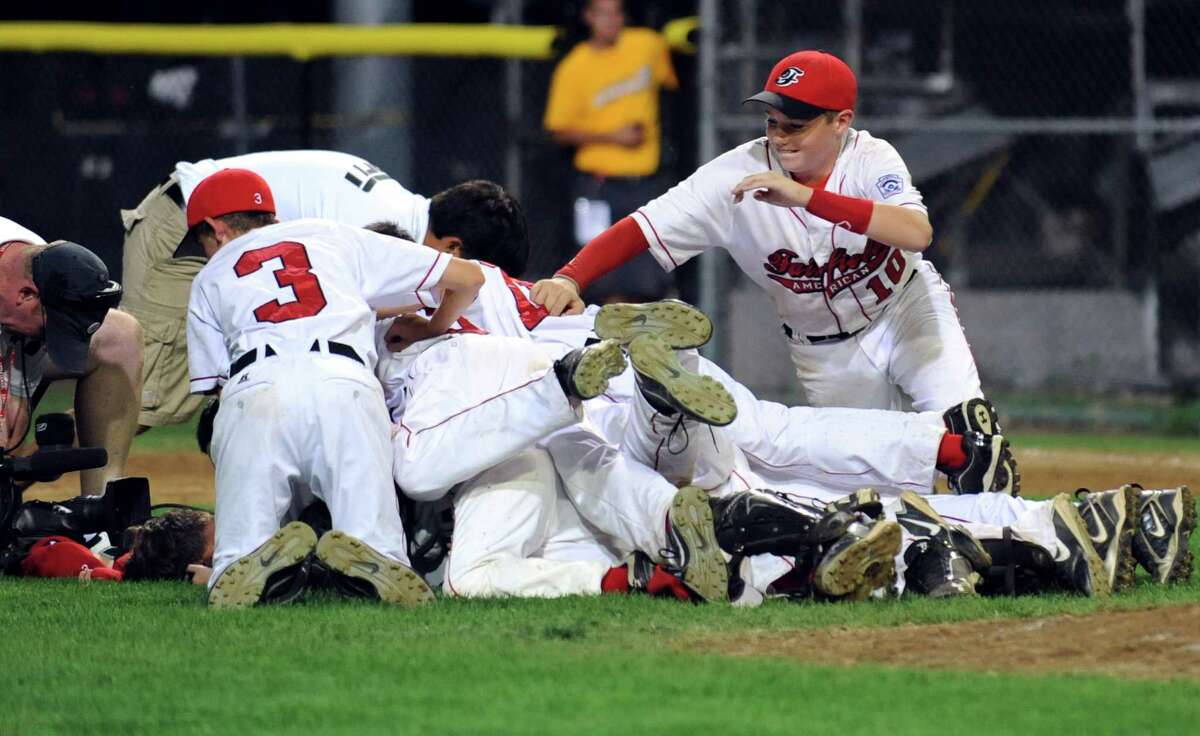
[89, 310, 144, 372]
[395, 475, 451, 503]
[442, 558, 502, 598]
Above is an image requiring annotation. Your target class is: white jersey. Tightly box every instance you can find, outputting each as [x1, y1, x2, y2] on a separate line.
[459, 264, 598, 351]
[175, 150, 430, 242]
[188, 218, 449, 393]
[634, 129, 926, 337]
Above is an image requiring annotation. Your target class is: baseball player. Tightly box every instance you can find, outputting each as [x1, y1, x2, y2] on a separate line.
[121, 149, 526, 430]
[184, 168, 487, 609]
[530, 50, 1005, 446]
[0, 217, 141, 494]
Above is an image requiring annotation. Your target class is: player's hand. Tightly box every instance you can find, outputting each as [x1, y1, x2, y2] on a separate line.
[385, 313, 443, 352]
[531, 277, 584, 316]
[186, 564, 213, 586]
[732, 172, 812, 208]
[609, 124, 645, 148]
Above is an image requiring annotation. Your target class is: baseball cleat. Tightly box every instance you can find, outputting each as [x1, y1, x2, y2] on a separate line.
[904, 538, 981, 598]
[662, 485, 729, 603]
[628, 333, 737, 426]
[553, 338, 627, 401]
[814, 518, 901, 600]
[894, 491, 992, 571]
[943, 397, 1002, 436]
[208, 521, 317, 610]
[594, 299, 713, 349]
[1049, 493, 1111, 597]
[1132, 486, 1196, 585]
[709, 488, 845, 558]
[316, 531, 435, 606]
[946, 431, 1020, 496]
[894, 491, 989, 597]
[1075, 485, 1138, 592]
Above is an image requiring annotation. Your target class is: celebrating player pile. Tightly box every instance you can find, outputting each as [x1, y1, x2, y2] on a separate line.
[2, 49, 1192, 609]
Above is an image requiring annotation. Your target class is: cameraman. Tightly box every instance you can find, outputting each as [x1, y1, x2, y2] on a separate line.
[0, 217, 142, 494]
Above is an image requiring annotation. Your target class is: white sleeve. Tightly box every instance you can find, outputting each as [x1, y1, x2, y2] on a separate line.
[632, 156, 734, 272]
[858, 140, 926, 212]
[186, 281, 228, 394]
[341, 225, 451, 309]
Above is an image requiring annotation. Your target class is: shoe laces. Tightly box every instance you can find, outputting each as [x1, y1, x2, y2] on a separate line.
[664, 413, 691, 456]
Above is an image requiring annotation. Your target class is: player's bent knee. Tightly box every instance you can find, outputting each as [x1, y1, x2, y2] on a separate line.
[443, 560, 503, 598]
[90, 310, 144, 370]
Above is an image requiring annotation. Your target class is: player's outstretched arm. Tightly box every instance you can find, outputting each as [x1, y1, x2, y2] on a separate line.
[424, 258, 485, 336]
[732, 172, 933, 252]
[531, 216, 652, 316]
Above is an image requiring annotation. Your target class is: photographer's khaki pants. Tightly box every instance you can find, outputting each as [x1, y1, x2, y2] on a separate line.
[119, 177, 207, 427]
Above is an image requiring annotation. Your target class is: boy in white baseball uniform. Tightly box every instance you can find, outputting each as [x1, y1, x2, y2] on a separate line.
[123, 148, 526, 429]
[185, 168, 487, 609]
[530, 50, 1009, 457]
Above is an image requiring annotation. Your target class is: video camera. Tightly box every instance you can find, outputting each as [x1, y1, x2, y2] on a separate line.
[0, 413, 150, 574]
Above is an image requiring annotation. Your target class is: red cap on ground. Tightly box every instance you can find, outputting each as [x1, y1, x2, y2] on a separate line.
[185, 168, 276, 228]
[743, 50, 857, 120]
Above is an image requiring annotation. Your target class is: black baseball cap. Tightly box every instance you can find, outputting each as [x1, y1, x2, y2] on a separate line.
[31, 242, 123, 374]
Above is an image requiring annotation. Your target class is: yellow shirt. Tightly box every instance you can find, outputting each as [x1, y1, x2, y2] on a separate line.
[544, 28, 679, 178]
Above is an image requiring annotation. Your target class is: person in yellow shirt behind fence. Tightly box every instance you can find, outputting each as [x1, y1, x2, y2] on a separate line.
[544, 0, 678, 304]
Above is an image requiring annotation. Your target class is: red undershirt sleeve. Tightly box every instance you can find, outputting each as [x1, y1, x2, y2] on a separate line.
[555, 216, 649, 290]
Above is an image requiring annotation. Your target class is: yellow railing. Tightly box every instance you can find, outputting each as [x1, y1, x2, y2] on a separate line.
[0, 19, 698, 60]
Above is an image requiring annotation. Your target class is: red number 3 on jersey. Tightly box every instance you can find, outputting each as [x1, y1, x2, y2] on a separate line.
[234, 242, 328, 323]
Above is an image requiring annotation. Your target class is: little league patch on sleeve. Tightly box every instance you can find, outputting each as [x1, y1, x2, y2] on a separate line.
[875, 174, 904, 199]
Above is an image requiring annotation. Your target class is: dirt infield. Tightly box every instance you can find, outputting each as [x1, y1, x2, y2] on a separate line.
[698, 604, 1200, 681]
[26, 445, 1200, 506]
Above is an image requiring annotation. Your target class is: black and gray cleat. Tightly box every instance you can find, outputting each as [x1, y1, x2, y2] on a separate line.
[814, 517, 901, 600]
[710, 488, 849, 558]
[208, 521, 317, 610]
[894, 491, 992, 573]
[628, 334, 737, 426]
[1049, 493, 1111, 597]
[1074, 485, 1138, 592]
[316, 530, 435, 606]
[594, 299, 713, 349]
[1132, 486, 1196, 585]
[943, 398, 1002, 436]
[553, 338, 627, 401]
[904, 539, 981, 598]
[945, 431, 1020, 496]
[661, 485, 729, 603]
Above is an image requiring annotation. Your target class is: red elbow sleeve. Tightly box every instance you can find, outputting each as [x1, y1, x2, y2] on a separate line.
[805, 189, 874, 234]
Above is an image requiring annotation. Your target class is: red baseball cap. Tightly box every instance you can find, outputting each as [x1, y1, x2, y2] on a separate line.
[186, 168, 276, 227]
[175, 168, 276, 257]
[743, 50, 857, 120]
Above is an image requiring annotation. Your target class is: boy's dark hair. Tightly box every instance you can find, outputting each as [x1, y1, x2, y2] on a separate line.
[427, 180, 530, 277]
[193, 211, 276, 242]
[121, 509, 209, 582]
[363, 222, 415, 242]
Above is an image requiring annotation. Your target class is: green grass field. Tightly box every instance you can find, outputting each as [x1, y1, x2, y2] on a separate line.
[2, 431, 1198, 735]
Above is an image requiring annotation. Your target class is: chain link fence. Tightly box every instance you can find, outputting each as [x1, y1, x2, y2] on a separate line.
[2, 1, 1199, 426]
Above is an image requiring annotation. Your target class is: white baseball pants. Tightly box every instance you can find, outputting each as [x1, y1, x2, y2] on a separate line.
[788, 261, 984, 412]
[209, 354, 409, 590]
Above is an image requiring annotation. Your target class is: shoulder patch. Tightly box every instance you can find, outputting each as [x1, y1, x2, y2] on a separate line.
[875, 173, 904, 199]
